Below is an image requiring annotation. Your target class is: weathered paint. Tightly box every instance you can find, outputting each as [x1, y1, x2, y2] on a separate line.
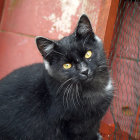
[1, 0, 103, 39]
[81, 0, 102, 32]
[43, 0, 80, 39]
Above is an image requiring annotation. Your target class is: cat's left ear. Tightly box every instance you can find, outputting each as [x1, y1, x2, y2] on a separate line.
[76, 14, 93, 38]
[35, 36, 55, 57]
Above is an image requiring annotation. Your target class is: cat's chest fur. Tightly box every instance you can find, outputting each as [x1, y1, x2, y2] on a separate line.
[54, 88, 110, 137]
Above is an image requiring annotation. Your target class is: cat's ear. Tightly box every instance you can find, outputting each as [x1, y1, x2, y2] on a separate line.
[76, 14, 93, 37]
[35, 36, 55, 57]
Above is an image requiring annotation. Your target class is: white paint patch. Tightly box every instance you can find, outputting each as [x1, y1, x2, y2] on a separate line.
[95, 35, 102, 42]
[44, 60, 52, 76]
[17, 39, 28, 46]
[105, 79, 113, 91]
[43, 0, 80, 34]
[58, 34, 64, 39]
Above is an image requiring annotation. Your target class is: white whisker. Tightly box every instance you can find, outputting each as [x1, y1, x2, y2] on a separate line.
[67, 84, 73, 109]
[76, 84, 81, 106]
[63, 84, 71, 109]
[71, 83, 77, 109]
[56, 78, 73, 95]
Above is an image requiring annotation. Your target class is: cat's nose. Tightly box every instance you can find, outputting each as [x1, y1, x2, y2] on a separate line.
[79, 69, 88, 80]
[81, 69, 88, 76]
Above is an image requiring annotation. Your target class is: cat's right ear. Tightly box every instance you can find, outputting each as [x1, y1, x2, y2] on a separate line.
[35, 36, 54, 57]
[76, 14, 93, 38]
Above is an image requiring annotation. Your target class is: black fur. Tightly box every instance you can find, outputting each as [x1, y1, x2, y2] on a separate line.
[0, 15, 113, 140]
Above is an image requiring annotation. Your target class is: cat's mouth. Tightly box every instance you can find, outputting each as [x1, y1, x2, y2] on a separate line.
[79, 73, 93, 82]
[79, 74, 88, 80]
[86, 77, 93, 82]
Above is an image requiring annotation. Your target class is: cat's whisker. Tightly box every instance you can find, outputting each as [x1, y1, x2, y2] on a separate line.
[71, 83, 77, 109]
[75, 84, 80, 106]
[97, 69, 107, 72]
[76, 83, 82, 107]
[98, 65, 108, 68]
[67, 83, 73, 109]
[78, 83, 84, 105]
[63, 83, 71, 109]
[56, 78, 73, 95]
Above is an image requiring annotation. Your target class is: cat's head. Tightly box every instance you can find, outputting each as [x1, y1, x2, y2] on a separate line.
[36, 15, 108, 86]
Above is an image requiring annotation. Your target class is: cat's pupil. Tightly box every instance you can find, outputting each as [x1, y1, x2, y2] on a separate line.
[85, 51, 92, 59]
[63, 63, 72, 69]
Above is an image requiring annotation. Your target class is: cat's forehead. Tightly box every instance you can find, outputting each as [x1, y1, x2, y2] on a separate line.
[57, 34, 84, 52]
[55, 35, 85, 61]
[58, 35, 76, 48]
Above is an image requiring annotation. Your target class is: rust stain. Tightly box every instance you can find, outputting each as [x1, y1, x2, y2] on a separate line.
[122, 106, 133, 116]
[10, 0, 19, 8]
[9, 0, 21, 12]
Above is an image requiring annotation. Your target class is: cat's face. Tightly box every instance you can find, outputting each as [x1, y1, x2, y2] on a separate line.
[36, 15, 107, 84]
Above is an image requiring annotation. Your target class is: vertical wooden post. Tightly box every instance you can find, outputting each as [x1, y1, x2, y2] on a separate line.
[0, 0, 5, 23]
[132, 104, 140, 139]
[96, 0, 120, 57]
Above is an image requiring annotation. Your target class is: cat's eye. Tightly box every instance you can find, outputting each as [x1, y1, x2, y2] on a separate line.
[85, 51, 92, 59]
[63, 63, 72, 69]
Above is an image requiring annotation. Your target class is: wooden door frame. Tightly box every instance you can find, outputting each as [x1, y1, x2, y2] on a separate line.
[96, 0, 120, 58]
[0, 0, 5, 24]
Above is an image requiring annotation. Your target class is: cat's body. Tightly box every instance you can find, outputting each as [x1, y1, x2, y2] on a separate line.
[0, 15, 113, 140]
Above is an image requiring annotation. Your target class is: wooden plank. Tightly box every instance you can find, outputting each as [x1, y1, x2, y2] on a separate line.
[0, 0, 5, 23]
[96, 0, 120, 57]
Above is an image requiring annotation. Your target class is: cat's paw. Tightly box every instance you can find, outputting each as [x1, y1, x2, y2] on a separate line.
[97, 133, 103, 140]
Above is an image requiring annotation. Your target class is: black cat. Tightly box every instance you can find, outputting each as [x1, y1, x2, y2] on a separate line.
[0, 15, 113, 140]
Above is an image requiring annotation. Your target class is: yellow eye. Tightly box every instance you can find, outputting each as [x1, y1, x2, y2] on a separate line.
[63, 63, 72, 69]
[85, 51, 92, 59]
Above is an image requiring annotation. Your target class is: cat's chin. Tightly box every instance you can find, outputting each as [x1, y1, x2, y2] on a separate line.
[79, 73, 93, 82]
[86, 77, 93, 82]
[79, 77, 93, 83]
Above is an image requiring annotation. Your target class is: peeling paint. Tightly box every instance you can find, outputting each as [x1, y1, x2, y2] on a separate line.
[58, 34, 64, 39]
[17, 39, 28, 46]
[43, 0, 80, 35]
[80, 0, 102, 32]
